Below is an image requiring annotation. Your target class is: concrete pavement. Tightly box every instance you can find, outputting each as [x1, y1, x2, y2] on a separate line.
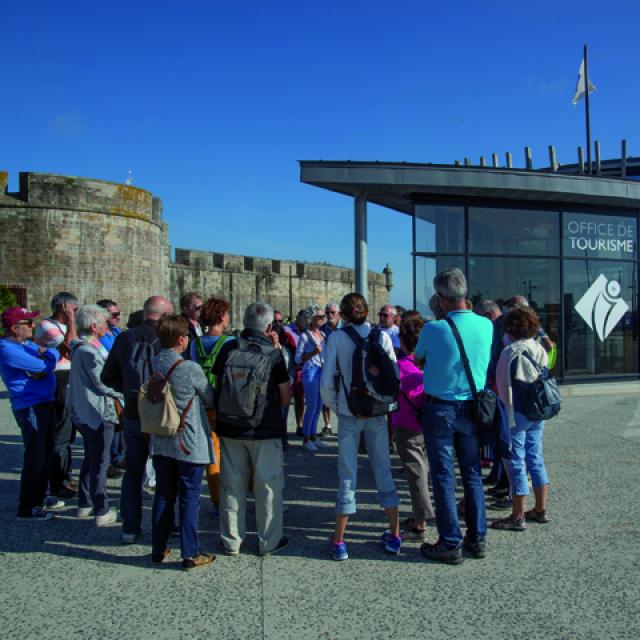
[1, 386, 639, 640]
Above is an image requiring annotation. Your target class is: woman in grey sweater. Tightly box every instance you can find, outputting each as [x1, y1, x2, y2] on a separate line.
[150, 314, 216, 571]
[68, 305, 123, 527]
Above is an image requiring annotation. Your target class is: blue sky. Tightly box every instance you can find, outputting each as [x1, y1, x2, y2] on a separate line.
[3, 1, 639, 307]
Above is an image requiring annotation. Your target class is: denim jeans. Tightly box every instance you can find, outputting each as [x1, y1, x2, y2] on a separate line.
[77, 422, 115, 516]
[506, 412, 549, 496]
[335, 414, 399, 515]
[13, 402, 56, 516]
[422, 400, 487, 548]
[152, 455, 205, 559]
[301, 366, 322, 437]
[120, 417, 149, 535]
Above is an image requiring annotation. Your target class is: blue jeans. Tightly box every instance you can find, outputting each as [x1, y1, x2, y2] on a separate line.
[335, 414, 399, 515]
[301, 367, 322, 437]
[422, 401, 487, 548]
[120, 417, 149, 535]
[152, 455, 205, 559]
[77, 422, 114, 516]
[506, 413, 549, 496]
[13, 402, 56, 516]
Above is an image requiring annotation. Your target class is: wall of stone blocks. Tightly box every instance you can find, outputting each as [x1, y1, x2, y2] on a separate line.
[0, 172, 169, 319]
[169, 249, 390, 327]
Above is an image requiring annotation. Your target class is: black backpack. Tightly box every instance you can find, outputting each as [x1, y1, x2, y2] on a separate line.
[519, 352, 562, 421]
[216, 337, 275, 429]
[123, 328, 160, 400]
[341, 326, 399, 417]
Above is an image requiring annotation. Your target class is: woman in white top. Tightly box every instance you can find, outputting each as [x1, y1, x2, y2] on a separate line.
[492, 306, 551, 531]
[295, 306, 328, 452]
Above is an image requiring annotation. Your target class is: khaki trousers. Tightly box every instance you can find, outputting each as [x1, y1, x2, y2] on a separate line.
[220, 437, 284, 555]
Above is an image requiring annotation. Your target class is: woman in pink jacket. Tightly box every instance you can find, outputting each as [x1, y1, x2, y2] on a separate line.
[392, 312, 436, 541]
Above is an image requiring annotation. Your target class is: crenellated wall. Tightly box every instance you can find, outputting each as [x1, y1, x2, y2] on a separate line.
[169, 249, 390, 325]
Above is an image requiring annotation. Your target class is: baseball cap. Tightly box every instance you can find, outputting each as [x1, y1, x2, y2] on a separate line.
[1, 307, 40, 329]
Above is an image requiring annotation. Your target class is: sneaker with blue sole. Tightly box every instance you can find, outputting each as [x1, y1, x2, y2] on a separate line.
[329, 537, 348, 561]
[380, 531, 402, 555]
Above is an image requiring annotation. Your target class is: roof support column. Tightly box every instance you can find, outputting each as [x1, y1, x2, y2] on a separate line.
[354, 191, 368, 297]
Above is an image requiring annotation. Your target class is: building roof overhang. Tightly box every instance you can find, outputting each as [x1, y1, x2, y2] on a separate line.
[299, 161, 640, 214]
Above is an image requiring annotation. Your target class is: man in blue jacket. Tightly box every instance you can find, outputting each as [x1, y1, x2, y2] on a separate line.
[0, 307, 61, 521]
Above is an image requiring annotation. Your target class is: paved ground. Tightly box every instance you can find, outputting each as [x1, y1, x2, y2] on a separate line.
[1, 385, 639, 640]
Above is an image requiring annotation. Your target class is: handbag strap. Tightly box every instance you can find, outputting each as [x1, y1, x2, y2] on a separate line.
[166, 359, 195, 434]
[400, 389, 422, 417]
[444, 316, 479, 399]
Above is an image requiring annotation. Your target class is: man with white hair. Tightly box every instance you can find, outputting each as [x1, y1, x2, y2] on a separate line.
[415, 269, 493, 565]
[213, 302, 291, 556]
[101, 295, 173, 543]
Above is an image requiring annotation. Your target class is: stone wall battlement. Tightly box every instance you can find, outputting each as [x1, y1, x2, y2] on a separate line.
[173, 248, 388, 287]
[0, 171, 163, 226]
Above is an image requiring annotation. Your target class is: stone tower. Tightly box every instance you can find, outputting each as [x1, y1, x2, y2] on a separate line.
[0, 172, 169, 317]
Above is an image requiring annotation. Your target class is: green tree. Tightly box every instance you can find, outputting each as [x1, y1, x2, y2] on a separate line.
[0, 286, 17, 313]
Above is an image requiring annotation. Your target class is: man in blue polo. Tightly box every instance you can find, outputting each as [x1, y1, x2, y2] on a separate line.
[414, 268, 493, 564]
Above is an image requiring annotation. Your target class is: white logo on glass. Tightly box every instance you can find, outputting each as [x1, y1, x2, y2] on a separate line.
[574, 274, 628, 341]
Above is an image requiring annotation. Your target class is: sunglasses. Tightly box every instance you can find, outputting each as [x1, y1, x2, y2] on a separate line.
[111, 312, 121, 318]
[379, 312, 390, 318]
[194, 304, 203, 311]
[16, 320, 34, 327]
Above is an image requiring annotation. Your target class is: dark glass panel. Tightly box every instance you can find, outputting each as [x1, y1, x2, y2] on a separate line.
[468, 207, 559, 256]
[415, 255, 465, 319]
[415, 205, 464, 253]
[467, 256, 562, 375]
[563, 260, 638, 376]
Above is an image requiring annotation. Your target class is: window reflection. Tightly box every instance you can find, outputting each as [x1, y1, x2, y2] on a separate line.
[415, 255, 465, 318]
[469, 207, 559, 256]
[563, 260, 638, 376]
[415, 205, 464, 253]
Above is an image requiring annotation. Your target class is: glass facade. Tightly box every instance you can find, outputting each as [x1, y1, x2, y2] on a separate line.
[413, 204, 640, 380]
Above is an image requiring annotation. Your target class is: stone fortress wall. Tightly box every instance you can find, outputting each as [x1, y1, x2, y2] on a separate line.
[1, 171, 390, 324]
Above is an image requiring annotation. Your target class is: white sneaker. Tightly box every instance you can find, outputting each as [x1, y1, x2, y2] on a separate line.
[44, 496, 66, 510]
[313, 439, 330, 449]
[76, 506, 94, 518]
[95, 509, 118, 527]
[302, 441, 318, 452]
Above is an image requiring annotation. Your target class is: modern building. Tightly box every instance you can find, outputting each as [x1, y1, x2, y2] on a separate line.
[300, 152, 640, 381]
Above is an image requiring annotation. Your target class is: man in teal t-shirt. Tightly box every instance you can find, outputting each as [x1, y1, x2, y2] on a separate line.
[414, 268, 493, 565]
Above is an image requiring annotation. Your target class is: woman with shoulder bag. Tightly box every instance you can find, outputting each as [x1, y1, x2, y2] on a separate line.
[492, 306, 551, 531]
[392, 312, 436, 541]
[150, 314, 216, 570]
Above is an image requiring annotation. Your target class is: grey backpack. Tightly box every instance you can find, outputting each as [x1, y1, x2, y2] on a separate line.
[216, 337, 274, 428]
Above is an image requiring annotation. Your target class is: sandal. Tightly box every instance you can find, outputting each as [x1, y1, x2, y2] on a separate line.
[182, 553, 216, 571]
[491, 515, 526, 531]
[525, 508, 550, 524]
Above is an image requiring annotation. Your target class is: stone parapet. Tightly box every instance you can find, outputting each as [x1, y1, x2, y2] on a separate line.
[0, 172, 160, 226]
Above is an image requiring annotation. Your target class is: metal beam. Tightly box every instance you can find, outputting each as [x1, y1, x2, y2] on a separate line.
[354, 192, 368, 297]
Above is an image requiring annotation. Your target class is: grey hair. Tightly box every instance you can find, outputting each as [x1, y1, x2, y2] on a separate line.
[433, 268, 468, 301]
[51, 292, 78, 313]
[244, 302, 274, 332]
[507, 295, 529, 310]
[474, 299, 500, 315]
[76, 304, 109, 333]
[428, 294, 446, 320]
[325, 302, 339, 312]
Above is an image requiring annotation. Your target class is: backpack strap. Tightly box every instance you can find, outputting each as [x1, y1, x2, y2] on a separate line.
[194, 335, 206, 360]
[444, 316, 478, 399]
[400, 389, 422, 418]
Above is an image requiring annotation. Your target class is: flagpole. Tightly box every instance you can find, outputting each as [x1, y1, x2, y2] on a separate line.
[583, 44, 592, 174]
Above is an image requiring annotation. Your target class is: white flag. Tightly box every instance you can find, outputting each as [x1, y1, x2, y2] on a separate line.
[572, 60, 596, 105]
